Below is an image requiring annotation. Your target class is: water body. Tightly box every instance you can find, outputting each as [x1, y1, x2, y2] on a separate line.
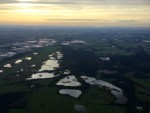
[4, 64, 12, 68]
[81, 76, 127, 104]
[59, 89, 82, 98]
[25, 57, 32, 60]
[0, 70, 3, 73]
[26, 72, 58, 80]
[15, 59, 22, 64]
[27, 52, 61, 80]
[56, 75, 81, 87]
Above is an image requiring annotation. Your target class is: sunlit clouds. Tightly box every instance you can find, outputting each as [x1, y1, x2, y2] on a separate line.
[0, 0, 150, 26]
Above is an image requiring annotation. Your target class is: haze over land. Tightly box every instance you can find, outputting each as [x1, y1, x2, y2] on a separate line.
[0, 0, 150, 26]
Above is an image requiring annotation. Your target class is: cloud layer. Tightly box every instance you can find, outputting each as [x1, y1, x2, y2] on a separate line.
[0, 0, 150, 5]
[0, 0, 150, 26]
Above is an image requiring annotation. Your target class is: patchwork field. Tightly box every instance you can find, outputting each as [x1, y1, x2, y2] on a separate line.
[0, 28, 150, 113]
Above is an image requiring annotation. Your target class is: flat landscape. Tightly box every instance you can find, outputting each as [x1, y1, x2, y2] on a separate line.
[0, 27, 150, 113]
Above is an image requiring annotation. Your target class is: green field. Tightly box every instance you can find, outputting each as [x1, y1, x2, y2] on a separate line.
[27, 87, 87, 113]
[0, 43, 150, 113]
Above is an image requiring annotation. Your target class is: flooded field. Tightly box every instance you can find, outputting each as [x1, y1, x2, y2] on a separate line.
[3, 64, 12, 68]
[0, 29, 150, 113]
[27, 72, 59, 80]
[57, 75, 81, 87]
[81, 76, 127, 104]
[59, 89, 82, 98]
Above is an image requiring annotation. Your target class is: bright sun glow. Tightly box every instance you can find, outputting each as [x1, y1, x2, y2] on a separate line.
[13, 3, 42, 13]
[15, 9, 45, 13]
[9, 3, 35, 8]
[18, 0, 37, 2]
[18, 3, 33, 7]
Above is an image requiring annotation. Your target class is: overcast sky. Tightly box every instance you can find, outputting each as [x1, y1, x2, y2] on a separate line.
[0, 0, 150, 26]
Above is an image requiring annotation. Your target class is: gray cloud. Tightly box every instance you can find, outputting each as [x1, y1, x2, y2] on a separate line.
[46, 19, 110, 22]
[0, 0, 79, 4]
[0, 0, 149, 14]
[117, 19, 150, 23]
[0, 0, 149, 5]
[0, 0, 17, 4]
[45, 19, 150, 23]
[117, 20, 138, 23]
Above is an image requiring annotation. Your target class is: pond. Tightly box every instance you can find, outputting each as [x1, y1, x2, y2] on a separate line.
[15, 59, 22, 64]
[56, 75, 81, 87]
[59, 89, 82, 98]
[25, 57, 32, 60]
[26, 72, 59, 80]
[4, 64, 12, 68]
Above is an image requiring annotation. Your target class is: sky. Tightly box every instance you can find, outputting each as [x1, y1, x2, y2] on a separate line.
[0, 0, 150, 27]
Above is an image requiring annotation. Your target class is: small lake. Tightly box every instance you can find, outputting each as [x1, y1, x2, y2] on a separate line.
[59, 89, 82, 98]
[56, 75, 81, 87]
